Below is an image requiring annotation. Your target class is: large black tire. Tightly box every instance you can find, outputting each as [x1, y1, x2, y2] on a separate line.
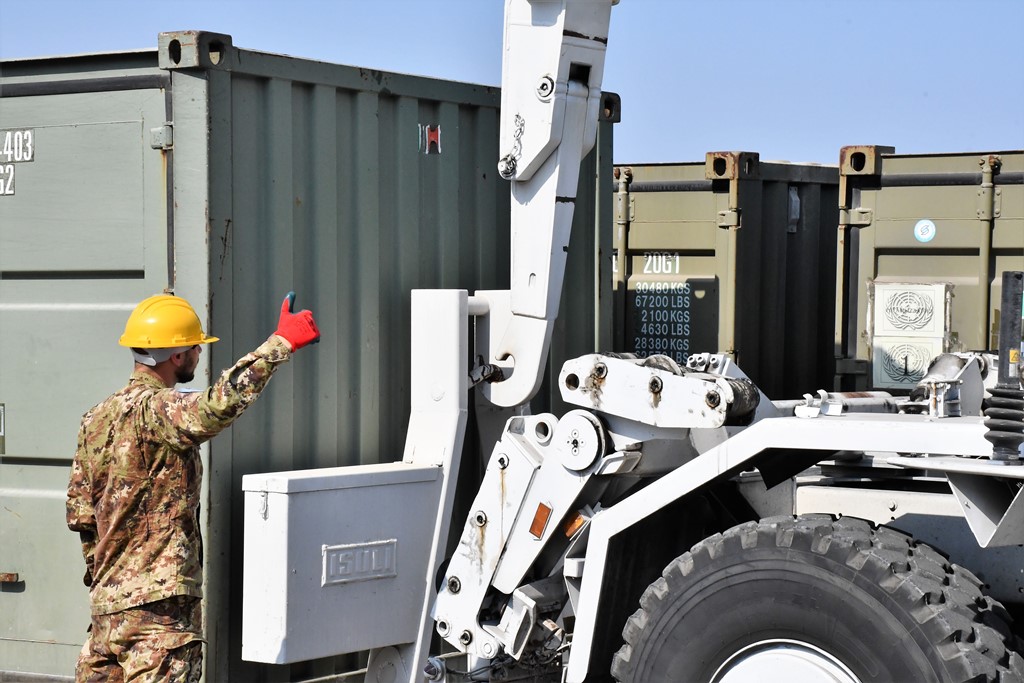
[611, 515, 1024, 682]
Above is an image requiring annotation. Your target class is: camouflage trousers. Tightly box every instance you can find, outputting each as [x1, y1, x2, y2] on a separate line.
[76, 595, 203, 683]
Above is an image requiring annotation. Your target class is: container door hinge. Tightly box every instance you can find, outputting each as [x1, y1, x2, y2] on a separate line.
[717, 209, 740, 228]
[150, 124, 173, 150]
[977, 187, 1002, 221]
[974, 184, 999, 222]
[840, 207, 873, 227]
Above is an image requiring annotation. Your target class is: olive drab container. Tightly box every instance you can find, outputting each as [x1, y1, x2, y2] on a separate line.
[834, 147, 1024, 391]
[611, 153, 841, 400]
[0, 32, 614, 680]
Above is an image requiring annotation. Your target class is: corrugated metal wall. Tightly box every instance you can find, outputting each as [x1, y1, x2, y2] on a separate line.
[0, 32, 613, 681]
[194, 44, 517, 681]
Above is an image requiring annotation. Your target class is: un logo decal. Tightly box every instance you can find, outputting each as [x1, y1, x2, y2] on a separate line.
[885, 291, 934, 331]
[882, 344, 930, 383]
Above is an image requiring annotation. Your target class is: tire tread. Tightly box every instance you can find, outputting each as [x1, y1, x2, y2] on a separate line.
[611, 515, 1024, 682]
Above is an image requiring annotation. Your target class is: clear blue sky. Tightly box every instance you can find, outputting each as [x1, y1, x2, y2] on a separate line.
[1, 0, 1021, 164]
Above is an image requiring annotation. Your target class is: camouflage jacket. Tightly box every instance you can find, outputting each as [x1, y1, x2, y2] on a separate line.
[66, 335, 291, 615]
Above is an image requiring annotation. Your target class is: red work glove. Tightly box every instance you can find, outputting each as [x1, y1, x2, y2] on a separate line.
[275, 292, 320, 351]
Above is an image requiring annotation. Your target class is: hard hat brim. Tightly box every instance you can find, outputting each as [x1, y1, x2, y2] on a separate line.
[118, 334, 219, 348]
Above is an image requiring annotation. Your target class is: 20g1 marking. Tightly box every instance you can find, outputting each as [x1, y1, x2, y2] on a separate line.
[643, 252, 680, 275]
[0, 165, 14, 196]
[1, 129, 34, 163]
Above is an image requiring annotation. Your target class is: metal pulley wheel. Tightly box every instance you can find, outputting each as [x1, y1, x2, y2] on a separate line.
[553, 410, 606, 472]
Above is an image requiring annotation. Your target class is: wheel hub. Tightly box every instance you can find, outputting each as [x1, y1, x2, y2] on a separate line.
[711, 639, 860, 683]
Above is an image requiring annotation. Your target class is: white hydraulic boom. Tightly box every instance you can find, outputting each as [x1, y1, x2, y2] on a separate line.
[476, 0, 615, 407]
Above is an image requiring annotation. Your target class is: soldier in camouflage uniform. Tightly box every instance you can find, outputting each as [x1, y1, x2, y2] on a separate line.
[67, 292, 320, 682]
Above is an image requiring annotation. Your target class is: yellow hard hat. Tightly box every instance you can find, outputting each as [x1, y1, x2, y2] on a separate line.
[119, 294, 219, 348]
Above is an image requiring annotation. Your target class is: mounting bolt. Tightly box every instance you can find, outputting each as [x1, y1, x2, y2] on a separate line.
[446, 576, 462, 594]
[536, 75, 555, 99]
[497, 453, 510, 469]
[498, 156, 515, 179]
[649, 376, 663, 394]
[594, 363, 608, 379]
[437, 619, 451, 637]
[568, 429, 581, 456]
[706, 391, 721, 408]
[482, 642, 495, 657]
[424, 656, 446, 681]
[459, 630, 474, 646]
[472, 511, 487, 527]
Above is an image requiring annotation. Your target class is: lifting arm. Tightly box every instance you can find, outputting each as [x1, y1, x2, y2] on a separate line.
[476, 0, 615, 407]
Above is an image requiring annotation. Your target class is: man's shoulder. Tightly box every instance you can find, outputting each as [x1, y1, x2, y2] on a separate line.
[81, 378, 157, 424]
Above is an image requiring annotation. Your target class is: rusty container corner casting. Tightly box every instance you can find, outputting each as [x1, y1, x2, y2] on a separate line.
[0, 31, 615, 681]
[611, 153, 840, 400]
[834, 146, 1024, 392]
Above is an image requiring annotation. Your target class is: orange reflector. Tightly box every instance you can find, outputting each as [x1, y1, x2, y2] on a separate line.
[530, 503, 553, 539]
[563, 512, 586, 538]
